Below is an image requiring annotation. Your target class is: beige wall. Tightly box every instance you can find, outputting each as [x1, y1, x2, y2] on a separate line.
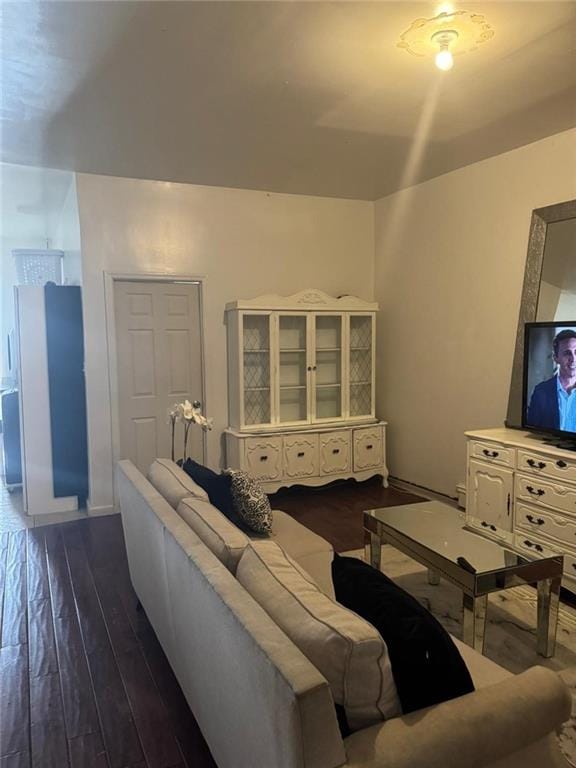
[374, 128, 576, 498]
[76, 173, 374, 512]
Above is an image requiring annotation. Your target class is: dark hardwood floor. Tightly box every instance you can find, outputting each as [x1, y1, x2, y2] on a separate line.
[0, 479, 423, 768]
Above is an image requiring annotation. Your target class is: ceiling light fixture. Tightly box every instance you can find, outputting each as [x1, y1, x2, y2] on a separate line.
[432, 29, 458, 71]
[397, 10, 494, 72]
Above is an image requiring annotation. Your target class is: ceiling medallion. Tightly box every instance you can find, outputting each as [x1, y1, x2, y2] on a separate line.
[397, 10, 494, 70]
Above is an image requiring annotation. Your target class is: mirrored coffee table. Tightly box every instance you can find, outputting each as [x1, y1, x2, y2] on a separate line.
[363, 501, 563, 658]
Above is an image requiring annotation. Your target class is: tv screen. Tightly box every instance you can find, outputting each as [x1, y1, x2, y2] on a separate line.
[522, 321, 576, 441]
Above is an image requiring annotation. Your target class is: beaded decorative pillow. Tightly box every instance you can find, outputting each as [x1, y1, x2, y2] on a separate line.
[225, 469, 272, 535]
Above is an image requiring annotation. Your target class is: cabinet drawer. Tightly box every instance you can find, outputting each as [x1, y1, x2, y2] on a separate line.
[469, 440, 515, 468]
[515, 473, 576, 516]
[353, 427, 383, 471]
[283, 435, 319, 479]
[319, 431, 351, 475]
[518, 449, 576, 485]
[516, 501, 576, 549]
[563, 551, 576, 583]
[244, 437, 283, 481]
[514, 532, 557, 559]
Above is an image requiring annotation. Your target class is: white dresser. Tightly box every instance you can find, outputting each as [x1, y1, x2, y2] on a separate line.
[465, 427, 576, 591]
[224, 289, 388, 491]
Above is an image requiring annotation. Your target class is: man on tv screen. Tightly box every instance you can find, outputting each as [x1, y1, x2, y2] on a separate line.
[527, 329, 576, 432]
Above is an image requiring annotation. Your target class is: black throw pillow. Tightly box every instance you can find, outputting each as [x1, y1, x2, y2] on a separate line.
[332, 554, 474, 714]
[181, 459, 244, 528]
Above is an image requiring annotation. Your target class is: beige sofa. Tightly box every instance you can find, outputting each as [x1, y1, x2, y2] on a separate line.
[117, 458, 572, 768]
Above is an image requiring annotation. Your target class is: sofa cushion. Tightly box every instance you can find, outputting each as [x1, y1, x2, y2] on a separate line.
[331, 554, 474, 714]
[176, 497, 250, 573]
[147, 458, 208, 508]
[236, 540, 401, 732]
[225, 470, 272, 535]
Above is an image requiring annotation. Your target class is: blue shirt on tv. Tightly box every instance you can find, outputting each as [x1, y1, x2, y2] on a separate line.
[557, 376, 576, 432]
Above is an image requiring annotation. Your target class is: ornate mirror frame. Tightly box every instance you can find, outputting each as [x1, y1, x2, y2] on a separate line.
[506, 198, 576, 428]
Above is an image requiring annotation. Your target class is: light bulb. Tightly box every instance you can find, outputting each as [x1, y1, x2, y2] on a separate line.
[435, 48, 454, 71]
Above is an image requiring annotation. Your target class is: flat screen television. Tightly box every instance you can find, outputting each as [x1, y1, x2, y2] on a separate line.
[522, 321, 576, 448]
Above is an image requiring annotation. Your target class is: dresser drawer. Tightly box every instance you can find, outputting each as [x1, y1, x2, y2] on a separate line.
[514, 532, 557, 559]
[244, 436, 283, 481]
[353, 426, 383, 471]
[518, 449, 576, 485]
[283, 435, 319, 479]
[516, 501, 576, 549]
[515, 473, 576, 516]
[469, 440, 515, 468]
[319, 431, 351, 475]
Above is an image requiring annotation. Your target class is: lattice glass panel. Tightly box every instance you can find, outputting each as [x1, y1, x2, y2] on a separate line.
[350, 383, 372, 416]
[243, 314, 270, 351]
[244, 388, 270, 425]
[350, 348, 371, 384]
[350, 315, 372, 350]
[243, 352, 270, 389]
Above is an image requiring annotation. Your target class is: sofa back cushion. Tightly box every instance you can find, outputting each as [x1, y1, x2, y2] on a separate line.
[236, 540, 401, 732]
[148, 458, 208, 508]
[176, 497, 249, 574]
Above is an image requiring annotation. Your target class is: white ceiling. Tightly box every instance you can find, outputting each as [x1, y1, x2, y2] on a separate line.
[1, 1, 575, 200]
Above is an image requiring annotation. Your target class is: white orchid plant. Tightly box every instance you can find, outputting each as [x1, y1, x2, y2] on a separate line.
[168, 399, 213, 463]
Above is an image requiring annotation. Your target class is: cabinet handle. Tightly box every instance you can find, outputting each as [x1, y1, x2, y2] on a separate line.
[481, 521, 488, 528]
[312, 365, 317, 371]
[557, 460, 568, 469]
[307, 366, 312, 372]
[490, 524, 496, 532]
[526, 514, 545, 526]
[526, 485, 545, 497]
[332, 448, 340, 454]
[572, 563, 576, 571]
[297, 451, 305, 457]
[483, 449, 499, 458]
[507, 493, 511, 515]
[527, 459, 546, 469]
[366, 444, 373, 450]
[523, 539, 544, 553]
[260, 455, 268, 462]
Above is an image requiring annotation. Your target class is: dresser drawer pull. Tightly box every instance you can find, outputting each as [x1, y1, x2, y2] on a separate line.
[527, 459, 546, 469]
[366, 444, 373, 450]
[526, 486, 545, 497]
[523, 539, 544, 552]
[332, 448, 340, 455]
[297, 451, 305, 457]
[526, 514, 545, 526]
[481, 521, 497, 532]
[482, 449, 499, 458]
[557, 460, 568, 469]
[572, 563, 576, 571]
[260, 455, 268, 461]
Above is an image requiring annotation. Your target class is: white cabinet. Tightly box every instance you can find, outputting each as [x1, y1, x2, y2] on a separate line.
[465, 428, 576, 591]
[226, 290, 377, 431]
[225, 290, 385, 491]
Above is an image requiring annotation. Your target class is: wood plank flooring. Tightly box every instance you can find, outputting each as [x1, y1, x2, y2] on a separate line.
[0, 478, 424, 768]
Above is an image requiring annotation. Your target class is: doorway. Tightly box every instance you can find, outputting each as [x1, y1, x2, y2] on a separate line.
[112, 278, 205, 474]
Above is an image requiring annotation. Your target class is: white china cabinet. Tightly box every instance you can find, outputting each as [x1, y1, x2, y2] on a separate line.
[225, 290, 387, 491]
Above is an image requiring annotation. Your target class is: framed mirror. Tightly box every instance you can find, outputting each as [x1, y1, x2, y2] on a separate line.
[506, 198, 576, 428]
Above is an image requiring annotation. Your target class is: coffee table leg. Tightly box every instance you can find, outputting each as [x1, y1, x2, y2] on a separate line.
[462, 593, 488, 654]
[428, 569, 440, 585]
[364, 529, 382, 571]
[537, 577, 561, 658]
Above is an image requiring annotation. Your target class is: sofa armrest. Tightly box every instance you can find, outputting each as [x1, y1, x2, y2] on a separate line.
[343, 666, 571, 768]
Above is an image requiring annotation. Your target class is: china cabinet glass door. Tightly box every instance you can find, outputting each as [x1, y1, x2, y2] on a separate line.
[278, 314, 309, 424]
[314, 314, 343, 421]
[242, 313, 271, 426]
[349, 314, 373, 417]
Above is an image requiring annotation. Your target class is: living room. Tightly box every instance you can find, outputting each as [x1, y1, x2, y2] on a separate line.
[1, 2, 576, 768]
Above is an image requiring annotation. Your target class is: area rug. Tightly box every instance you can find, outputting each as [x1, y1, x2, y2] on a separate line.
[342, 544, 576, 766]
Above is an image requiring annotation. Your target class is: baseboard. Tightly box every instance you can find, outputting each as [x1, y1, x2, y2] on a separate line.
[456, 482, 466, 510]
[389, 477, 459, 508]
[87, 503, 117, 517]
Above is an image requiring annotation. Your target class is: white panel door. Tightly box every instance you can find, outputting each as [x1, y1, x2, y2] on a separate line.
[114, 281, 204, 474]
[467, 459, 514, 536]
